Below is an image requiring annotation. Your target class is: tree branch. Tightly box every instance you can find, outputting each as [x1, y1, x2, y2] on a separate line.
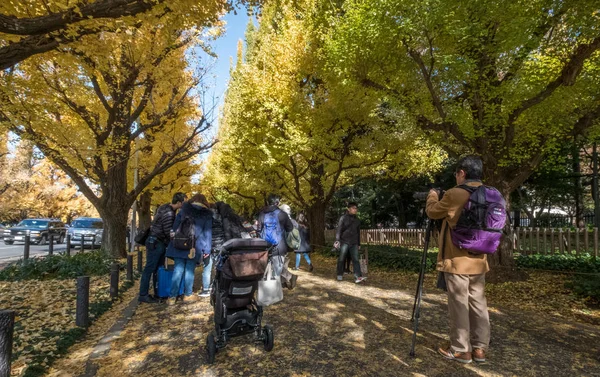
[508, 36, 600, 125]
[0, 0, 165, 36]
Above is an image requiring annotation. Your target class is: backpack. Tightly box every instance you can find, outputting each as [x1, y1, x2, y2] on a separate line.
[286, 221, 301, 250]
[172, 215, 196, 250]
[450, 184, 507, 254]
[261, 210, 283, 246]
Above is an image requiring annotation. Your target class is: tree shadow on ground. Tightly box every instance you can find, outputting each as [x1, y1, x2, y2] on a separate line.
[88, 259, 600, 377]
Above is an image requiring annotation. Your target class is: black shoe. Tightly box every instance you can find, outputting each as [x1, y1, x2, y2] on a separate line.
[138, 295, 158, 304]
[288, 275, 298, 290]
[308, 264, 314, 272]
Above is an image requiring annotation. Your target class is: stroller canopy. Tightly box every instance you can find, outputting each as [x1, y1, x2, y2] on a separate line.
[222, 238, 270, 252]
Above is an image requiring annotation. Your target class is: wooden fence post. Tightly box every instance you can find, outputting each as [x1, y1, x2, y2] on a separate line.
[576, 228, 580, 256]
[110, 263, 119, 300]
[551, 229, 555, 254]
[543, 228, 547, 255]
[76, 276, 89, 327]
[594, 228, 598, 260]
[0, 310, 15, 377]
[559, 229, 564, 254]
[567, 229, 572, 254]
[536, 228, 540, 255]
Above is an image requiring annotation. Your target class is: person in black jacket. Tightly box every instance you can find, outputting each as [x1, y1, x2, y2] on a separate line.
[139, 192, 186, 303]
[334, 202, 366, 284]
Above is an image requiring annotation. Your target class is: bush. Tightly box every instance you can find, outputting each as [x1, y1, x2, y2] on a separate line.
[565, 276, 600, 302]
[319, 244, 437, 273]
[515, 254, 600, 273]
[0, 250, 113, 281]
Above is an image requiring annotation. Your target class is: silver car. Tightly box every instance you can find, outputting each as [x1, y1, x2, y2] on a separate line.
[69, 217, 103, 247]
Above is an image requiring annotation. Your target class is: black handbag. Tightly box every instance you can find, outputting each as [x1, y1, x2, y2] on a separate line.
[134, 228, 150, 245]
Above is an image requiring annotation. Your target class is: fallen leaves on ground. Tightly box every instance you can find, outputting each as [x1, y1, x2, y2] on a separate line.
[0, 268, 133, 376]
[63, 253, 600, 377]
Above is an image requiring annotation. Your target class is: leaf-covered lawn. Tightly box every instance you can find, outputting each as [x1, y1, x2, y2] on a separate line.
[0, 268, 133, 377]
[50, 254, 600, 376]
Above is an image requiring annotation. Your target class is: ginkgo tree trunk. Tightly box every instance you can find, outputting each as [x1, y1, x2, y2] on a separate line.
[0, 24, 216, 257]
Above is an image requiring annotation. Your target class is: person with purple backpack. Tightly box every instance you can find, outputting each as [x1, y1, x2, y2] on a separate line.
[426, 155, 506, 365]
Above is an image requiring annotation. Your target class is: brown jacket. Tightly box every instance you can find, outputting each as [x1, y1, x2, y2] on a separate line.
[426, 182, 489, 275]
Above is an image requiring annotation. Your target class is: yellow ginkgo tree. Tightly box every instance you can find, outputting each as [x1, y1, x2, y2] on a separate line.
[204, 0, 443, 246]
[0, 23, 217, 257]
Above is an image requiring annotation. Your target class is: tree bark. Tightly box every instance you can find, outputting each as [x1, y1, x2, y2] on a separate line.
[307, 202, 326, 249]
[98, 147, 132, 258]
[99, 208, 129, 258]
[488, 187, 515, 268]
[137, 191, 153, 231]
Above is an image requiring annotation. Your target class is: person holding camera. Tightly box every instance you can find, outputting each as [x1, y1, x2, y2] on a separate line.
[335, 202, 366, 284]
[426, 155, 491, 364]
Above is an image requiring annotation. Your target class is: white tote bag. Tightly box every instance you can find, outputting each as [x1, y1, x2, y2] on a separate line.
[257, 260, 284, 306]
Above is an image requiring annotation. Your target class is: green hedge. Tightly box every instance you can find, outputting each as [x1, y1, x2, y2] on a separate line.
[0, 250, 112, 281]
[319, 245, 600, 301]
[515, 253, 600, 273]
[320, 245, 438, 273]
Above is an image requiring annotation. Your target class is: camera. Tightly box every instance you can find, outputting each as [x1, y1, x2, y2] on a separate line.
[413, 188, 445, 201]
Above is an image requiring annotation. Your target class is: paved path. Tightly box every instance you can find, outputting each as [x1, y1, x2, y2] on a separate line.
[49, 254, 600, 377]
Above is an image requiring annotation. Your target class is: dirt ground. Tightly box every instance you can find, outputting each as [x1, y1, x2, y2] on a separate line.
[48, 253, 600, 377]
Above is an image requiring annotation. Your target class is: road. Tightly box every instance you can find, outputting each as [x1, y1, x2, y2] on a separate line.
[0, 242, 85, 263]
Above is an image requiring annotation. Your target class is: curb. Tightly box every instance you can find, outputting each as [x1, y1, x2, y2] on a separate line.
[79, 295, 140, 377]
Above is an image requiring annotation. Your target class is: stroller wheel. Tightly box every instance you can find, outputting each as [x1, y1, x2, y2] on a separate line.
[206, 333, 217, 364]
[263, 324, 274, 352]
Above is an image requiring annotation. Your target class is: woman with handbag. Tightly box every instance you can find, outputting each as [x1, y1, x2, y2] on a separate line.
[166, 194, 213, 305]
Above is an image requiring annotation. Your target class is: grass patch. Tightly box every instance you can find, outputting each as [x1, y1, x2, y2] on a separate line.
[0, 249, 113, 281]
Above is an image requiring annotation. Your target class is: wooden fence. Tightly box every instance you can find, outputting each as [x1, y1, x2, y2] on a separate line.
[324, 228, 600, 257]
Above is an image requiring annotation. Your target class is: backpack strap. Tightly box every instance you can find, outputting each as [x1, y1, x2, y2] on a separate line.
[457, 184, 487, 228]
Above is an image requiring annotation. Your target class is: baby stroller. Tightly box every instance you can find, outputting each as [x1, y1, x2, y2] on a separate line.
[207, 238, 275, 364]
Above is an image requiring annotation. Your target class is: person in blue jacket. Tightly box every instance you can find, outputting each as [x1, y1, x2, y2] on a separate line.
[165, 193, 212, 304]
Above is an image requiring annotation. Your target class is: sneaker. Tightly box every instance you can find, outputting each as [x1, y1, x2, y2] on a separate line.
[438, 347, 472, 364]
[355, 276, 367, 284]
[288, 275, 298, 290]
[198, 290, 210, 298]
[308, 264, 314, 272]
[183, 294, 201, 303]
[473, 348, 486, 363]
[292, 267, 299, 271]
[138, 294, 158, 304]
[166, 297, 177, 306]
[337, 275, 343, 281]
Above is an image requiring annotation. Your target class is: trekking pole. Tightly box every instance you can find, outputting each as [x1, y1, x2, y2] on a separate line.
[409, 211, 434, 358]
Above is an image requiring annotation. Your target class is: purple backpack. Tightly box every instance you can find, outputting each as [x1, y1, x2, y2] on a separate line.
[450, 185, 507, 254]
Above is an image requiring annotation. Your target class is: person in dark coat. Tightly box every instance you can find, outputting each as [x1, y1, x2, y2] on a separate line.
[293, 213, 313, 271]
[138, 192, 186, 304]
[165, 194, 212, 304]
[335, 202, 366, 284]
[197, 198, 226, 298]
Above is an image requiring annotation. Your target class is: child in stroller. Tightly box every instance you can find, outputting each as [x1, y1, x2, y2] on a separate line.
[207, 238, 275, 364]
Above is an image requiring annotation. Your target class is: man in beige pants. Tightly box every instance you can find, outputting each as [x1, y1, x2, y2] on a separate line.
[426, 155, 491, 364]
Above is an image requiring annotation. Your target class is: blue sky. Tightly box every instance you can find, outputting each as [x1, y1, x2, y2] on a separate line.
[203, 10, 252, 133]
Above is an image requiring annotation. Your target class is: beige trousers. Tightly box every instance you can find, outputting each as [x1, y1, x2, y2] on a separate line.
[445, 273, 490, 353]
